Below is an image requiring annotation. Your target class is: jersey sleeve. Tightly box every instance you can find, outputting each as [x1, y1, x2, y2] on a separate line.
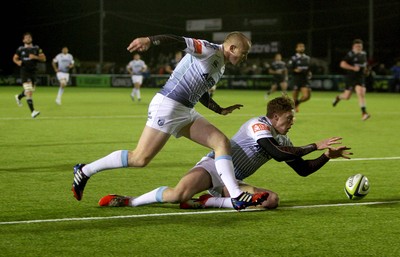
[148, 34, 187, 50]
[183, 37, 220, 58]
[248, 121, 273, 141]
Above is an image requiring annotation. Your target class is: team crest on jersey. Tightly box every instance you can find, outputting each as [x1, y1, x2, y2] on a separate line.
[193, 39, 202, 54]
[252, 123, 269, 133]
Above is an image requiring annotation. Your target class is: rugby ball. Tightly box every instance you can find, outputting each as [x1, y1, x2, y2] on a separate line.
[344, 174, 370, 200]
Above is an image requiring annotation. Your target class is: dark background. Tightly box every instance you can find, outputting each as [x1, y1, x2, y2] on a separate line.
[1, 0, 399, 75]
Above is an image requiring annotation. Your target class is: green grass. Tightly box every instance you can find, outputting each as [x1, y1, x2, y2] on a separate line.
[0, 86, 399, 257]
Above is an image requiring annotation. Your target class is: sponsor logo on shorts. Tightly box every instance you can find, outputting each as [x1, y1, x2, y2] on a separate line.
[157, 118, 165, 126]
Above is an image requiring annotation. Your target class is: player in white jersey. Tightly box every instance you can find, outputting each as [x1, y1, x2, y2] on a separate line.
[127, 53, 147, 101]
[52, 46, 74, 105]
[71, 32, 269, 210]
[98, 96, 352, 210]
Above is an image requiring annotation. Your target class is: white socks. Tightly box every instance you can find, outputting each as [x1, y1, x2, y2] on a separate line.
[57, 87, 64, 99]
[130, 186, 167, 207]
[131, 88, 141, 99]
[82, 150, 128, 177]
[214, 155, 242, 198]
[203, 196, 233, 208]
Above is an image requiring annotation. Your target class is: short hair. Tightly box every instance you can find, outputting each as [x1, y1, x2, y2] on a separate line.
[224, 31, 251, 46]
[353, 39, 363, 45]
[23, 32, 32, 38]
[266, 96, 294, 118]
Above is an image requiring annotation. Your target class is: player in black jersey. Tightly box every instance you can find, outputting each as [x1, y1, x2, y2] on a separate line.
[333, 39, 370, 121]
[266, 53, 288, 98]
[287, 43, 312, 112]
[12, 32, 46, 118]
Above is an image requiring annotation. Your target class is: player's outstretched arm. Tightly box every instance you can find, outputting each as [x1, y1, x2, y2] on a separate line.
[127, 37, 151, 53]
[324, 146, 353, 159]
[198, 92, 243, 115]
[127, 35, 186, 53]
[315, 137, 342, 150]
[220, 104, 243, 115]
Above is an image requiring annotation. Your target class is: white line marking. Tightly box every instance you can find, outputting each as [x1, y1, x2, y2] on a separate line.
[1, 200, 398, 225]
[331, 156, 400, 162]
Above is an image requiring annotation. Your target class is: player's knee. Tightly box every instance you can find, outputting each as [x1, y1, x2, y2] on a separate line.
[213, 134, 231, 151]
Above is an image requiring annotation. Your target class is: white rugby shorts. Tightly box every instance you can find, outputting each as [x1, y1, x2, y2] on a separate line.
[131, 75, 143, 85]
[56, 72, 70, 83]
[146, 93, 203, 138]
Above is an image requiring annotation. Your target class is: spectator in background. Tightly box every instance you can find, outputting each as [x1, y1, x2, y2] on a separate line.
[127, 53, 147, 102]
[265, 53, 288, 99]
[164, 51, 183, 74]
[287, 42, 312, 112]
[52, 46, 74, 105]
[375, 63, 390, 76]
[333, 39, 370, 121]
[12, 32, 46, 118]
[364, 64, 375, 92]
[390, 59, 400, 92]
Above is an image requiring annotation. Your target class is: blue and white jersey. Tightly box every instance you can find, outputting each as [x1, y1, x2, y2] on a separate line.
[127, 59, 147, 75]
[207, 116, 293, 180]
[159, 37, 225, 108]
[53, 53, 74, 73]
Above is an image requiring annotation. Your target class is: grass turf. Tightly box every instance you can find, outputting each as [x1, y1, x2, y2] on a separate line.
[0, 86, 399, 257]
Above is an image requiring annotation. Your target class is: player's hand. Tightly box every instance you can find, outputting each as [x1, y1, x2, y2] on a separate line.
[325, 146, 353, 159]
[220, 104, 243, 115]
[127, 37, 151, 53]
[315, 137, 342, 150]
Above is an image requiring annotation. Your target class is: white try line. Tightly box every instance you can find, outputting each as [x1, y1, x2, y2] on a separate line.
[1, 200, 399, 226]
[331, 156, 400, 162]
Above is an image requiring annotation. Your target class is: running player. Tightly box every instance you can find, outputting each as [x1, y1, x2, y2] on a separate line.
[71, 32, 269, 210]
[287, 43, 311, 112]
[332, 39, 371, 121]
[266, 53, 288, 98]
[52, 46, 74, 105]
[98, 96, 352, 209]
[13, 32, 46, 118]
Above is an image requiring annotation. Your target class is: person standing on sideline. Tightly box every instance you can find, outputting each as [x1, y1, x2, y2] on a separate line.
[13, 32, 46, 118]
[52, 46, 74, 105]
[97, 96, 352, 210]
[126, 53, 147, 101]
[265, 53, 288, 99]
[332, 39, 370, 121]
[287, 42, 311, 112]
[390, 59, 400, 92]
[71, 32, 269, 210]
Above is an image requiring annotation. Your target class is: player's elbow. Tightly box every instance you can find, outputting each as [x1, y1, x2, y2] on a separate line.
[295, 168, 311, 177]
